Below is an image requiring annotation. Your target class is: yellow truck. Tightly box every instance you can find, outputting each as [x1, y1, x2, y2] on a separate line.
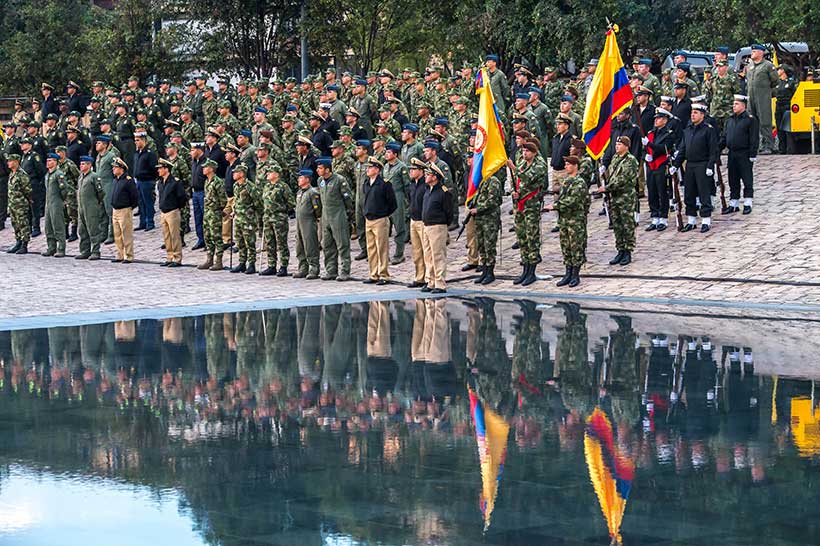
[782, 80, 820, 151]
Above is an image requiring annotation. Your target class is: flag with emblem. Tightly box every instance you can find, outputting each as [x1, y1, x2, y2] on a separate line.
[467, 68, 507, 205]
[582, 24, 633, 159]
[469, 386, 510, 532]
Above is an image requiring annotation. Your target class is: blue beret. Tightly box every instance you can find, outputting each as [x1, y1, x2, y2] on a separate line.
[402, 123, 419, 133]
[638, 58, 652, 66]
[751, 43, 766, 51]
[47, 153, 60, 160]
[716, 46, 730, 54]
[238, 129, 252, 137]
[316, 157, 332, 166]
[356, 139, 371, 147]
[515, 92, 529, 100]
[286, 104, 297, 111]
[423, 140, 439, 150]
[434, 117, 449, 126]
[355, 79, 368, 86]
[254, 106, 268, 114]
[326, 84, 340, 92]
[96, 135, 111, 143]
[79, 155, 94, 163]
[528, 86, 542, 95]
[485, 54, 499, 62]
[386, 142, 402, 152]
[677, 62, 691, 71]
[298, 169, 313, 177]
[560, 94, 574, 102]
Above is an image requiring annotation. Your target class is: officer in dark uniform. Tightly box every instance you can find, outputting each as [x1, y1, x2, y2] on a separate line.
[20, 137, 46, 237]
[671, 82, 692, 128]
[361, 156, 397, 285]
[674, 104, 719, 232]
[644, 108, 676, 231]
[720, 95, 759, 215]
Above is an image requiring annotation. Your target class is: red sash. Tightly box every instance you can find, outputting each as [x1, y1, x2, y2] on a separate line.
[647, 131, 668, 171]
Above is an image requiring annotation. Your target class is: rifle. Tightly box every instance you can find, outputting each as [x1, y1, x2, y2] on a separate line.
[229, 213, 234, 271]
[455, 214, 471, 241]
[671, 167, 684, 231]
[595, 159, 611, 226]
[715, 159, 728, 210]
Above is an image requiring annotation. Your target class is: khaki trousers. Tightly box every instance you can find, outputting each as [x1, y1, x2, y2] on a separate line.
[112, 207, 134, 261]
[409, 219, 426, 283]
[551, 168, 568, 201]
[422, 223, 448, 290]
[161, 209, 182, 263]
[222, 196, 235, 244]
[465, 216, 478, 265]
[365, 217, 390, 280]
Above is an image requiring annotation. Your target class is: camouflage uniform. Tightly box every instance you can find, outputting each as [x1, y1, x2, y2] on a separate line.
[295, 185, 322, 277]
[605, 152, 638, 252]
[554, 174, 590, 267]
[8, 167, 32, 243]
[181, 120, 203, 144]
[708, 73, 740, 135]
[472, 173, 503, 266]
[578, 156, 595, 187]
[204, 174, 228, 259]
[233, 178, 262, 266]
[514, 157, 546, 265]
[201, 97, 219, 128]
[262, 175, 295, 270]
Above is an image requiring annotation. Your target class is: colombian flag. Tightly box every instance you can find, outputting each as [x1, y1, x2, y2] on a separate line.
[466, 68, 507, 205]
[584, 407, 635, 545]
[582, 25, 633, 160]
[469, 386, 510, 532]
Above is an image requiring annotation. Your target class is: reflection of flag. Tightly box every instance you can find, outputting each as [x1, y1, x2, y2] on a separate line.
[469, 386, 510, 532]
[466, 68, 507, 205]
[584, 407, 635, 545]
[582, 26, 633, 160]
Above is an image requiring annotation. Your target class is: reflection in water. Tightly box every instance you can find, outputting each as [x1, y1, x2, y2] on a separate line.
[1, 299, 820, 545]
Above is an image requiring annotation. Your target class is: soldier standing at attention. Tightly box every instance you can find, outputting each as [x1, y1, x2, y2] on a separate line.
[383, 141, 410, 265]
[362, 156, 397, 285]
[406, 158, 428, 288]
[513, 142, 546, 286]
[197, 158, 228, 271]
[41, 153, 68, 258]
[156, 158, 186, 267]
[543, 156, 589, 287]
[95, 135, 118, 244]
[675, 104, 719, 232]
[293, 169, 322, 280]
[708, 59, 739, 138]
[643, 109, 676, 231]
[74, 156, 106, 261]
[229, 163, 261, 274]
[316, 156, 354, 281]
[260, 164, 295, 277]
[745, 44, 778, 154]
[421, 162, 453, 294]
[720, 95, 759, 215]
[599, 136, 638, 265]
[4, 154, 31, 254]
[109, 157, 138, 263]
[467, 154, 503, 285]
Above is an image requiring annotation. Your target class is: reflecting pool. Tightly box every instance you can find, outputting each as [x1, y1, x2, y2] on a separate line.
[1, 298, 820, 545]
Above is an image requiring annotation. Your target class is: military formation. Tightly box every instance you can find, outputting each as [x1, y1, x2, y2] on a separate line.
[0, 43, 793, 288]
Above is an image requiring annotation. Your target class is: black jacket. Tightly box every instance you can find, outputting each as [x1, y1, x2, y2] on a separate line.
[311, 127, 333, 157]
[408, 179, 427, 221]
[422, 182, 454, 225]
[632, 102, 656, 137]
[603, 119, 643, 167]
[204, 144, 228, 178]
[550, 132, 573, 170]
[645, 126, 676, 171]
[350, 124, 369, 141]
[66, 138, 87, 167]
[676, 121, 718, 167]
[671, 98, 691, 129]
[191, 157, 206, 192]
[721, 112, 759, 157]
[362, 175, 397, 220]
[224, 160, 238, 198]
[158, 175, 187, 212]
[111, 174, 139, 209]
[67, 92, 88, 115]
[41, 96, 59, 118]
[133, 147, 158, 180]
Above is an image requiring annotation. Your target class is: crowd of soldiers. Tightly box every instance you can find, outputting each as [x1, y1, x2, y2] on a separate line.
[0, 44, 794, 288]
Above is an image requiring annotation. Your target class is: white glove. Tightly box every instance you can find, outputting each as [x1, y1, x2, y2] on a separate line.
[706, 168, 714, 177]
[644, 154, 653, 163]
[669, 166, 677, 175]
[641, 137, 649, 146]
[750, 157, 757, 163]
[598, 165, 606, 176]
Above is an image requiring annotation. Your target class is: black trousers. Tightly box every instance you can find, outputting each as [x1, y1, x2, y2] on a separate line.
[727, 150, 753, 199]
[646, 168, 668, 218]
[683, 161, 713, 218]
[0, 175, 7, 223]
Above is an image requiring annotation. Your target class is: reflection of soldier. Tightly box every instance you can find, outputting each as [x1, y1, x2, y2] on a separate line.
[511, 300, 554, 411]
[554, 302, 593, 414]
[113, 320, 139, 374]
[160, 317, 192, 376]
[205, 314, 231, 380]
[678, 339, 719, 444]
[366, 301, 396, 396]
[320, 304, 351, 389]
[235, 312, 263, 389]
[643, 335, 675, 430]
[608, 316, 638, 394]
[470, 299, 515, 418]
[48, 326, 81, 369]
[725, 347, 759, 450]
[420, 298, 456, 401]
[262, 309, 295, 380]
[11, 330, 36, 367]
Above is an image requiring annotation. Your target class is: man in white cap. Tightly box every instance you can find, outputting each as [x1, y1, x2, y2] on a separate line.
[720, 95, 759, 215]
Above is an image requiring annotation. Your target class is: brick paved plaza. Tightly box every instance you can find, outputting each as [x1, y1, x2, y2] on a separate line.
[2, 155, 820, 324]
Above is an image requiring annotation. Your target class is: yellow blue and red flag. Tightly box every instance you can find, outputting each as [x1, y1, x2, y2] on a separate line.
[469, 386, 510, 532]
[584, 407, 635, 545]
[582, 25, 634, 160]
[466, 68, 507, 205]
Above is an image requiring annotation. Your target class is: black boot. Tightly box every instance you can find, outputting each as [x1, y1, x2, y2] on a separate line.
[259, 266, 275, 276]
[230, 263, 246, 273]
[568, 266, 581, 287]
[7, 240, 21, 254]
[276, 266, 288, 277]
[17, 241, 28, 255]
[609, 251, 624, 265]
[31, 219, 41, 238]
[480, 265, 496, 285]
[474, 266, 488, 284]
[513, 264, 528, 285]
[619, 251, 632, 266]
[245, 263, 256, 274]
[521, 264, 537, 286]
[555, 265, 572, 287]
[68, 224, 78, 242]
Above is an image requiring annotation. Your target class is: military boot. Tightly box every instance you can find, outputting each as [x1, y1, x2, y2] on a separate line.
[474, 267, 488, 284]
[88, 253, 100, 261]
[513, 264, 528, 285]
[568, 266, 581, 287]
[17, 241, 28, 255]
[6, 240, 21, 254]
[245, 263, 256, 274]
[521, 264, 537, 286]
[555, 265, 572, 287]
[480, 266, 495, 285]
[197, 254, 214, 270]
[68, 224, 78, 242]
[276, 266, 288, 277]
[75, 252, 91, 260]
[210, 254, 223, 271]
[41, 247, 56, 257]
[608, 251, 624, 265]
[259, 266, 275, 276]
[230, 262, 246, 273]
[31, 219, 41, 237]
[54, 249, 66, 258]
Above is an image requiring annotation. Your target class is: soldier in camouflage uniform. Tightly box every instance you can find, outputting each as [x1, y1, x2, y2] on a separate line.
[216, 100, 241, 137]
[601, 136, 638, 266]
[196, 158, 227, 272]
[708, 59, 740, 137]
[180, 108, 203, 143]
[41, 154, 68, 257]
[5, 154, 31, 254]
[468, 160, 503, 285]
[512, 142, 546, 286]
[55, 146, 80, 242]
[164, 142, 191, 240]
[229, 164, 262, 274]
[544, 156, 590, 287]
[260, 163, 295, 277]
[293, 169, 322, 279]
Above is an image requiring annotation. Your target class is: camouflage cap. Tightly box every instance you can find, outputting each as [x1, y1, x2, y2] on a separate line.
[331, 139, 344, 148]
[233, 163, 248, 174]
[55, 145, 67, 152]
[201, 158, 218, 169]
[339, 126, 353, 136]
[218, 100, 232, 108]
[6, 154, 21, 162]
